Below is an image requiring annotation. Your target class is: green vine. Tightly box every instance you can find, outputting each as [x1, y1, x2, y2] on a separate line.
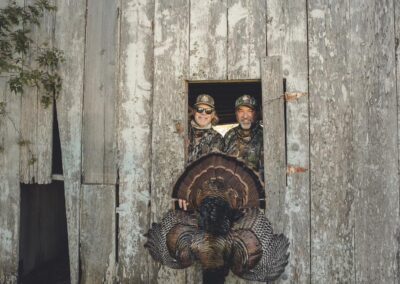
[0, 0, 64, 107]
[0, 0, 64, 166]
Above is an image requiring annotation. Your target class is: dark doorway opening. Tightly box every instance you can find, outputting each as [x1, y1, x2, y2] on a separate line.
[188, 81, 262, 131]
[19, 104, 70, 284]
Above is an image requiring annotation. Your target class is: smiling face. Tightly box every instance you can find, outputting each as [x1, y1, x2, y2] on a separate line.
[194, 103, 215, 128]
[236, 106, 256, 129]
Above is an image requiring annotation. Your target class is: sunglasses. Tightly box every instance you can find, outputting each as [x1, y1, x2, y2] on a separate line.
[195, 107, 214, 115]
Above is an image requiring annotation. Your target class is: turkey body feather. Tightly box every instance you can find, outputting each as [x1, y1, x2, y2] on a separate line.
[144, 153, 289, 283]
[145, 206, 289, 282]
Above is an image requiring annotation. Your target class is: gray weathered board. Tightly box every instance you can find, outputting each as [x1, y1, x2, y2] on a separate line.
[309, 0, 399, 282]
[117, 0, 154, 282]
[80, 185, 116, 283]
[261, 56, 286, 229]
[189, 0, 227, 81]
[350, 0, 399, 282]
[54, 0, 86, 283]
[396, 1, 400, 280]
[150, 0, 189, 283]
[260, 56, 287, 284]
[82, 0, 118, 184]
[19, 0, 54, 185]
[0, 77, 21, 283]
[227, 0, 266, 80]
[308, 1, 355, 281]
[267, 0, 310, 282]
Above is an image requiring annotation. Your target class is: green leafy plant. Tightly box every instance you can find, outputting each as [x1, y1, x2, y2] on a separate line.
[0, 0, 64, 107]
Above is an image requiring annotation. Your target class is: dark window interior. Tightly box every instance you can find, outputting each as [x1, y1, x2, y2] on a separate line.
[188, 81, 262, 125]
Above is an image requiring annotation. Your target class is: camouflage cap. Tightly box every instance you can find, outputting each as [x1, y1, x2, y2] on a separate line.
[194, 94, 215, 108]
[235, 94, 257, 109]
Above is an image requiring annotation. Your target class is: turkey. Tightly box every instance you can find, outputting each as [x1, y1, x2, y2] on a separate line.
[144, 152, 289, 283]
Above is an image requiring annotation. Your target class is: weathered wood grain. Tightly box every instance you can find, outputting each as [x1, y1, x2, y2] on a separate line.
[82, 0, 118, 184]
[227, 0, 266, 79]
[117, 0, 154, 282]
[150, 0, 189, 282]
[0, 77, 21, 284]
[19, 0, 55, 184]
[80, 185, 116, 284]
[308, 1, 355, 282]
[396, 2, 400, 280]
[261, 56, 286, 229]
[189, 0, 227, 80]
[350, 1, 399, 282]
[54, 0, 86, 283]
[267, 1, 310, 282]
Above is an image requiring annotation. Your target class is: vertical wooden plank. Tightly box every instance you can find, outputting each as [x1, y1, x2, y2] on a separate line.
[308, 1, 354, 282]
[35, 1, 54, 185]
[267, 1, 310, 282]
[227, 0, 266, 79]
[54, 0, 86, 283]
[82, 0, 118, 184]
[117, 0, 154, 282]
[0, 77, 21, 283]
[261, 56, 285, 228]
[150, 0, 189, 283]
[396, 2, 400, 280]
[351, 1, 399, 282]
[80, 185, 116, 283]
[20, 0, 54, 184]
[189, 0, 227, 80]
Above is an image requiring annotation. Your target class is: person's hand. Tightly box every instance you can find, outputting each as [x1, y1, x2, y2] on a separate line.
[178, 199, 188, 211]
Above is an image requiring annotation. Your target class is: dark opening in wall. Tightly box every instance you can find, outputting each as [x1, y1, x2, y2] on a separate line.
[19, 182, 70, 284]
[188, 81, 262, 133]
[52, 104, 63, 175]
[19, 104, 69, 283]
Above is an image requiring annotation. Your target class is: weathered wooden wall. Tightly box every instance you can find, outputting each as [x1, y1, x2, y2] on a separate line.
[309, 0, 399, 283]
[1, 0, 400, 283]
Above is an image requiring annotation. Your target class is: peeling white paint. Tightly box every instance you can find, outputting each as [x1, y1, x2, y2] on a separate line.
[310, 9, 325, 19]
[228, 1, 246, 25]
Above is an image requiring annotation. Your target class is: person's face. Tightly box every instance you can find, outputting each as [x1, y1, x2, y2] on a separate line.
[194, 103, 214, 128]
[236, 106, 255, 129]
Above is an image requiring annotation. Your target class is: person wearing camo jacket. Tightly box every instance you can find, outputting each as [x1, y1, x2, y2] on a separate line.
[179, 94, 223, 210]
[223, 94, 264, 177]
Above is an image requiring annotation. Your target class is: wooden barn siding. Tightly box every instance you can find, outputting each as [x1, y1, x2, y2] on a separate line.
[227, 0, 266, 80]
[309, 0, 399, 283]
[150, 0, 189, 282]
[396, 0, 400, 279]
[19, 0, 54, 185]
[351, 1, 399, 282]
[0, 77, 21, 283]
[80, 185, 116, 283]
[82, 0, 118, 184]
[308, 0, 355, 281]
[117, 0, 154, 282]
[54, 0, 86, 283]
[261, 56, 287, 279]
[266, 0, 310, 283]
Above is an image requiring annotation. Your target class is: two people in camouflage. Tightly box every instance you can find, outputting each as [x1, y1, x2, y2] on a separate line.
[180, 94, 263, 210]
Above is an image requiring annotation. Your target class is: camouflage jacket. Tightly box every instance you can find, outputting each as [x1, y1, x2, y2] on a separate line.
[223, 122, 264, 173]
[188, 122, 224, 163]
